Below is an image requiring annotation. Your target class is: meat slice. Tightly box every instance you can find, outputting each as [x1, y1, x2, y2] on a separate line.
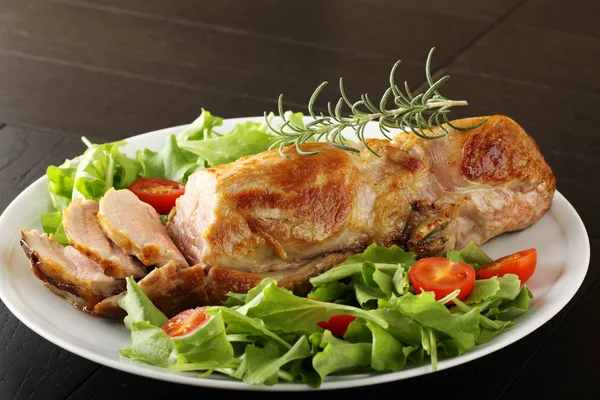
[98, 188, 188, 268]
[94, 262, 207, 319]
[63, 199, 147, 279]
[20, 230, 124, 311]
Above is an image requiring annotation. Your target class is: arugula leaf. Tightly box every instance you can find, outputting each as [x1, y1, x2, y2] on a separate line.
[345, 243, 417, 266]
[237, 280, 388, 335]
[367, 321, 408, 371]
[372, 307, 422, 346]
[446, 241, 493, 269]
[312, 331, 371, 379]
[307, 281, 353, 303]
[485, 285, 533, 318]
[464, 274, 522, 312]
[384, 292, 481, 353]
[211, 306, 292, 350]
[239, 336, 312, 386]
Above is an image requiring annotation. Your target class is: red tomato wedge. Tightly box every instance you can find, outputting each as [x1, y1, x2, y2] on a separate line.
[409, 257, 476, 302]
[161, 307, 209, 337]
[129, 177, 185, 215]
[317, 315, 356, 337]
[476, 248, 537, 283]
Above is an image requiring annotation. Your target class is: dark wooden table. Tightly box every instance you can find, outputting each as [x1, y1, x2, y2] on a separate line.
[1, 1, 599, 398]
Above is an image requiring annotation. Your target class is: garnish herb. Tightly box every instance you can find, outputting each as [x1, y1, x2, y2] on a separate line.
[265, 47, 486, 157]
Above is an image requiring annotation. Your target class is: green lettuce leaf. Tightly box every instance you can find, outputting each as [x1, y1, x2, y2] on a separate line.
[312, 331, 371, 379]
[485, 285, 533, 318]
[464, 274, 522, 312]
[177, 108, 223, 141]
[40, 211, 68, 245]
[119, 277, 168, 329]
[384, 292, 481, 353]
[238, 336, 312, 386]
[237, 279, 388, 335]
[178, 119, 274, 168]
[136, 134, 199, 183]
[308, 243, 415, 306]
[346, 243, 417, 266]
[367, 321, 408, 371]
[308, 281, 353, 303]
[119, 321, 175, 367]
[372, 307, 422, 346]
[42, 138, 142, 244]
[446, 241, 493, 269]
[172, 310, 233, 365]
[211, 306, 291, 350]
[118, 278, 174, 367]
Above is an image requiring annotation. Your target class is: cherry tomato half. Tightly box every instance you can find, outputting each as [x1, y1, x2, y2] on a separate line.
[476, 248, 537, 283]
[409, 257, 476, 302]
[129, 177, 185, 215]
[162, 307, 209, 337]
[317, 315, 356, 337]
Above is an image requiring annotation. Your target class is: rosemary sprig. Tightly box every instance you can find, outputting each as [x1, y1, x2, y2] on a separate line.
[264, 47, 485, 157]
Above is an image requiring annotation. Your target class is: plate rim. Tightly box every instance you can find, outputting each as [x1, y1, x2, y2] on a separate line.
[0, 119, 591, 391]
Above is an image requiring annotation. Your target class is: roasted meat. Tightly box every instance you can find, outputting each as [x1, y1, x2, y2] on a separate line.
[63, 199, 147, 279]
[20, 230, 124, 311]
[98, 188, 188, 268]
[167, 115, 555, 299]
[94, 262, 208, 319]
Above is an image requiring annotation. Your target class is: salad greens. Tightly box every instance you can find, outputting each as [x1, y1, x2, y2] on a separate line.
[41, 109, 284, 244]
[119, 242, 532, 387]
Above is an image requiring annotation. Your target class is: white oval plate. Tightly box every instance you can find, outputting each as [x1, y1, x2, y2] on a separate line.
[0, 117, 591, 391]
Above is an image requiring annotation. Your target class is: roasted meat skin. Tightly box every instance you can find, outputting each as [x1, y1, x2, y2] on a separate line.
[20, 230, 124, 311]
[168, 115, 555, 292]
[98, 188, 189, 268]
[63, 199, 147, 279]
[94, 262, 208, 319]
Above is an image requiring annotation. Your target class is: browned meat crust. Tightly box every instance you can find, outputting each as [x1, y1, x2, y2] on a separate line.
[94, 262, 208, 319]
[21, 230, 124, 311]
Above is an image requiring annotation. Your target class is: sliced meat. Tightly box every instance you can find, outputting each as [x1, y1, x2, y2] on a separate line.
[205, 251, 353, 304]
[20, 230, 124, 311]
[98, 188, 188, 268]
[63, 199, 147, 279]
[94, 262, 207, 319]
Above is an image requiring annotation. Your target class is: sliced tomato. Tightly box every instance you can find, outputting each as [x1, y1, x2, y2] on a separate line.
[409, 257, 476, 302]
[317, 315, 356, 337]
[476, 248, 537, 283]
[161, 307, 209, 337]
[129, 177, 185, 215]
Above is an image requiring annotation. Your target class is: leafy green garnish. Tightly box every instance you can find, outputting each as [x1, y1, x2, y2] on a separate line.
[446, 240, 493, 269]
[237, 279, 388, 334]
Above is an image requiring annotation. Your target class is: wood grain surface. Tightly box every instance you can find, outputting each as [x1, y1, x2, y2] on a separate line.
[0, 1, 598, 399]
